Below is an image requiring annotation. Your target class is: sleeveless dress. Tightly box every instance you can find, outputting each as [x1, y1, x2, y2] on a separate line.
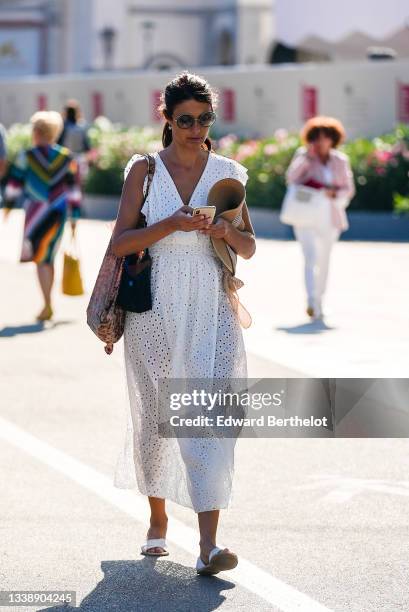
[113, 150, 249, 512]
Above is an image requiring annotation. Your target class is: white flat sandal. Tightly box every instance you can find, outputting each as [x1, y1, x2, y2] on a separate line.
[141, 538, 169, 557]
[196, 546, 238, 575]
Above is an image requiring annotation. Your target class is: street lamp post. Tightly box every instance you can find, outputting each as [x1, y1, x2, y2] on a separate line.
[140, 21, 155, 68]
[100, 26, 117, 70]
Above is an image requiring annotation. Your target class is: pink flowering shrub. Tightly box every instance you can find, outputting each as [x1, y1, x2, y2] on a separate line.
[4, 118, 409, 211]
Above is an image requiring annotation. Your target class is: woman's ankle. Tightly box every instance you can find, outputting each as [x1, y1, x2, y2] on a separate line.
[199, 538, 216, 549]
[150, 515, 168, 527]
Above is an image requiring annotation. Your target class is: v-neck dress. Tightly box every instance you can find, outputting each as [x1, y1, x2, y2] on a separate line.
[114, 149, 249, 512]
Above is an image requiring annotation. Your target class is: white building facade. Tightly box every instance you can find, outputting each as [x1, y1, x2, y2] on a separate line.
[0, 0, 275, 77]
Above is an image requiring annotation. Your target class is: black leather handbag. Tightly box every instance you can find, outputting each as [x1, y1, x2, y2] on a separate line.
[116, 247, 152, 312]
[116, 153, 155, 313]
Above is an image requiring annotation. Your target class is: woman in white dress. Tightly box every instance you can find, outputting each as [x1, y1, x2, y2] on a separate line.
[285, 116, 355, 320]
[111, 72, 256, 575]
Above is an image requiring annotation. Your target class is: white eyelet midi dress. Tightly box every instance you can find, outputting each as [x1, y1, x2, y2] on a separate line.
[113, 150, 249, 513]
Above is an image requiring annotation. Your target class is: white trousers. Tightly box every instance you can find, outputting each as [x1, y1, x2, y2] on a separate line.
[293, 225, 340, 312]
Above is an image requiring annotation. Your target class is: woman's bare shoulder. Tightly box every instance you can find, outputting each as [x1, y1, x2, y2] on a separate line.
[124, 153, 151, 182]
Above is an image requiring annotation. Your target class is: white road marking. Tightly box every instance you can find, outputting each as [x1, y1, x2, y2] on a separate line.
[295, 474, 409, 502]
[0, 415, 333, 612]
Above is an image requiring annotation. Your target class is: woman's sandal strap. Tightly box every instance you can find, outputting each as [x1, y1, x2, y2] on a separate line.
[208, 546, 223, 562]
[142, 538, 167, 549]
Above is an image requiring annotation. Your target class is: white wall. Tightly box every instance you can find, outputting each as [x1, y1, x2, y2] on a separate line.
[1, 60, 408, 141]
[236, 2, 275, 64]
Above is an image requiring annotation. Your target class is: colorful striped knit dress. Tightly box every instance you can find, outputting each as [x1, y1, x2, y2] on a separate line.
[5, 144, 82, 264]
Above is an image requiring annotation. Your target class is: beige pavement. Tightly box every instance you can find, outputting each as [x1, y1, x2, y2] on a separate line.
[1, 210, 408, 378]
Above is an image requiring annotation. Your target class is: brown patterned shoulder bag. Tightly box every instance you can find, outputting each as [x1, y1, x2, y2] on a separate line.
[86, 153, 155, 355]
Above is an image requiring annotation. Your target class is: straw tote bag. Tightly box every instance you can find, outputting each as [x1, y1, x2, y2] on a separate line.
[62, 230, 84, 296]
[86, 153, 155, 355]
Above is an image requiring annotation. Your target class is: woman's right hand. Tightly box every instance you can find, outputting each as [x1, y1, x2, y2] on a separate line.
[169, 205, 212, 232]
[306, 143, 318, 160]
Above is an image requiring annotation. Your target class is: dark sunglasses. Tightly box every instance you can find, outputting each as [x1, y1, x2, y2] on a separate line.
[174, 111, 217, 129]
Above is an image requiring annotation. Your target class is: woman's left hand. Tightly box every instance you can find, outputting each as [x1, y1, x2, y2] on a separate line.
[325, 188, 337, 199]
[199, 218, 230, 239]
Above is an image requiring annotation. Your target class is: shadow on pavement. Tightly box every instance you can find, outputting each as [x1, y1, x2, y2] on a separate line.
[40, 558, 236, 611]
[0, 320, 74, 337]
[276, 319, 335, 334]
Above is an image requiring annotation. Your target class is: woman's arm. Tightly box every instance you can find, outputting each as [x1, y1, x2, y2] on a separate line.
[333, 155, 356, 208]
[111, 159, 210, 257]
[0, 125, 7, 179]
[285, 147, 313, 185]
[4, 150, 27, 200]
[66, 157, 82, 224]
[111, 159, 176, 257]
[225, 201, 256, 259]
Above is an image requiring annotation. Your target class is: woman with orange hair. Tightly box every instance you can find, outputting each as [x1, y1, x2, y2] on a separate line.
[285, 116, 355, 319]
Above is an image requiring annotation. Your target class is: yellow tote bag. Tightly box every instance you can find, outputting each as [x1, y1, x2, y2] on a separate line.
[62, 229, 84, 296]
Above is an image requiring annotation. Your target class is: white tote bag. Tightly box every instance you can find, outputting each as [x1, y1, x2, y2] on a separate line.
[279, 184, 331, 229]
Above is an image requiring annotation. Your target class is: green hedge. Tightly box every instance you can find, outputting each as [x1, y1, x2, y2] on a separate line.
[214, 126, 409, 213]
[4, 117, 409, 212]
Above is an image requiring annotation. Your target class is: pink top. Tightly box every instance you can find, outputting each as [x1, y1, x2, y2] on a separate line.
[285, 146, 356, 231]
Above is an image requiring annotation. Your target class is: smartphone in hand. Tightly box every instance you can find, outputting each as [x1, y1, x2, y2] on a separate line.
[191, 205, 216, 222]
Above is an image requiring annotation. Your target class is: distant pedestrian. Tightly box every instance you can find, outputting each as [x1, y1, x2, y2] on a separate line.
[5, 111, 82, 321]
[285, 116, 355, 319]
[0, 122, 7, 180]
[57, 99, 91, 185]
[0, 122, 7, 213]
